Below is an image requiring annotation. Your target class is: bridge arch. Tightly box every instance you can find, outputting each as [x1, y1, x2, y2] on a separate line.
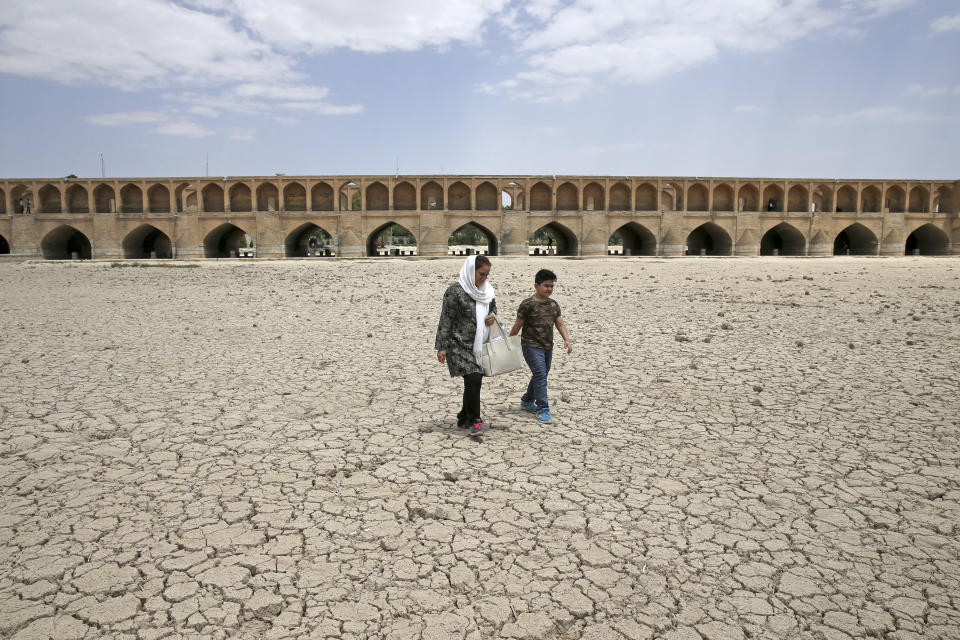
[311, 182, 334, 211]
[476, 182, 498, 210]
[229, 182, 252, 212]
[834, 223, 877, 255]
[93, 184, 114, 213]
[123, 224, 172, 259]
[148, 184, 170, 213]
[285, 222, 336, 257]
[257, 182, 278, 211]
[905, 223, 949, 255]
[120, 184, 143, 213]
[636, 183, 656, 210]
[712, 184, 734, 211]
[530, 182, 552, 211]
[761, 222, 806, 256]
[530, 221, 578, 256]
[39, 184, 61, 213]
[662, 182, 683, 211]
[66, 184, 88, 213]
[583, 182, 604, 210]
[421, 181, 443, 210]
[393, 182, 416, 210]
[366, 182, 388, 211]
[687, 183, 708, 211]
[0, 187, 5, 214]
[610, 182, 630, 211]
[448, 181, 470, 210]
[738, 184, 759, 212]
[11, 185, 32, 213]
[611, 222, 656, 256]
[885, 185, 905, 213]
[42, 225, 91, 259]
[763, 184, 783, 211]
[787, 185, 808, 212]
[204, 223, 250, 258]
[0, 233, 9, 254]
[813, 184, 833, 213]
[202, 184, 224, 212]
[367, 221, 418, 256]
[686, 222, 732, 256]
[908, 186, 929, 213]
[339, 181, 360, 211]
[284, 182, 307, 211]
[449, 222, 498, 256]
[836, 185, 857, 211]
[556, 182, 578, 210]
[934, 186, 953, 213]
[861, 185, 881, 212]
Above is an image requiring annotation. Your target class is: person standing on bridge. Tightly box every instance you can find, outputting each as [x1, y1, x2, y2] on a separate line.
[436, 255, 497, 437]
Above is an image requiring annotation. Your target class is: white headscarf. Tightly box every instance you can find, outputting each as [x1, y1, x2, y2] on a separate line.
[458, 255, 496, 366]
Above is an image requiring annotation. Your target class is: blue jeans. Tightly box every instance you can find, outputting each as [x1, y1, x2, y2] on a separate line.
[521, 346, 552, 409]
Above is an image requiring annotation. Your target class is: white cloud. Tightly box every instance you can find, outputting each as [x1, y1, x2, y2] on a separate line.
[489, 0, 920, 102]
[227, 0, 510, 54]
[0, 0, 400, 119]
[905, 84, 960, 97]
[800, 106, 958, 126]
[85, 111, 169, 126]
[85, 110, 217, 138]
[931, 12, 960, 33]
[188, 106, 221, 118]
[155, 121, 216, 138]
[228, 129, 257, 142]
[0, 0, 292, 89]
[477, 69, 594, 103]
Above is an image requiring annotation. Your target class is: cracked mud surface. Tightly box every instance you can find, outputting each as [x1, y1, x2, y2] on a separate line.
[1, 257, 958, 640]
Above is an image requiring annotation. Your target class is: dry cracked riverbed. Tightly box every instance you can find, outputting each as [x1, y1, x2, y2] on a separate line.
[1, 257, 959, 640]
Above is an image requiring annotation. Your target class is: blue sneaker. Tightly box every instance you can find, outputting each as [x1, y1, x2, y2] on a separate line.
[520, 399, 538, 414]
[536, 407, 552, 423]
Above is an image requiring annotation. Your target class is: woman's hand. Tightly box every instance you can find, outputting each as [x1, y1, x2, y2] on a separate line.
[484, 314, 495, 326]
[437, 350, 446, 364]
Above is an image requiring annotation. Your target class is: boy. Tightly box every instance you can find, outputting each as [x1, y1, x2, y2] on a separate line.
[509, 268, 572, 423]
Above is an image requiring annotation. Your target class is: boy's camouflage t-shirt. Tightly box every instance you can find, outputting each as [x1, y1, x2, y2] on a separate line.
[517, 296, 561, 349]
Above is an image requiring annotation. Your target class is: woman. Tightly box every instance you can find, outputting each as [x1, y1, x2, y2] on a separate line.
[435, 255, 497, 437]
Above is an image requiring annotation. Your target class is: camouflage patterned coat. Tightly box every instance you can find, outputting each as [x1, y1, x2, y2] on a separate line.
[435, 283, 498, 377]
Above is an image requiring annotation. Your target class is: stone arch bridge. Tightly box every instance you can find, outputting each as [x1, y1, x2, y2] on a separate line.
[1, 175, 957, 260]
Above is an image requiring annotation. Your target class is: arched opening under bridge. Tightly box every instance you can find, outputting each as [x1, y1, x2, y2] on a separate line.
[529, 222, 577, 256]
[448, 223, 497, 256]
[123, 225, 172, 259]
[0, 234, 9, 254]
[204, 223, 250, 258]
[286, 223, 336, 257]
[686, 223, 732, 256]
[609, 223, 656, 256]
[760, 223, 806, 256]
[368, 222, 417, 256]
[834, 223, 877, 256]
[42, 225, 92, 260]
[905, 224, 950, 256]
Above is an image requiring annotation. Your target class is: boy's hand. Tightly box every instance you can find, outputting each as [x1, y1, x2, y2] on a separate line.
[564, 340, 573, 354]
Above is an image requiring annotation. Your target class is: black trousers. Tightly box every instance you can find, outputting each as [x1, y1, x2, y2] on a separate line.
[457, 372, 484, 426]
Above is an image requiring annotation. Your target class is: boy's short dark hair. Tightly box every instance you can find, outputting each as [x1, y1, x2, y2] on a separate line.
[535, 269, 556, 284]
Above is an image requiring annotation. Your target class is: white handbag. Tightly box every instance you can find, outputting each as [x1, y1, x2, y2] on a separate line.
[481, 314, 525, 376]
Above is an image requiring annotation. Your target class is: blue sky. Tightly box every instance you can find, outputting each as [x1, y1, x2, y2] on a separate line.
[1, 0, 958, 180]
